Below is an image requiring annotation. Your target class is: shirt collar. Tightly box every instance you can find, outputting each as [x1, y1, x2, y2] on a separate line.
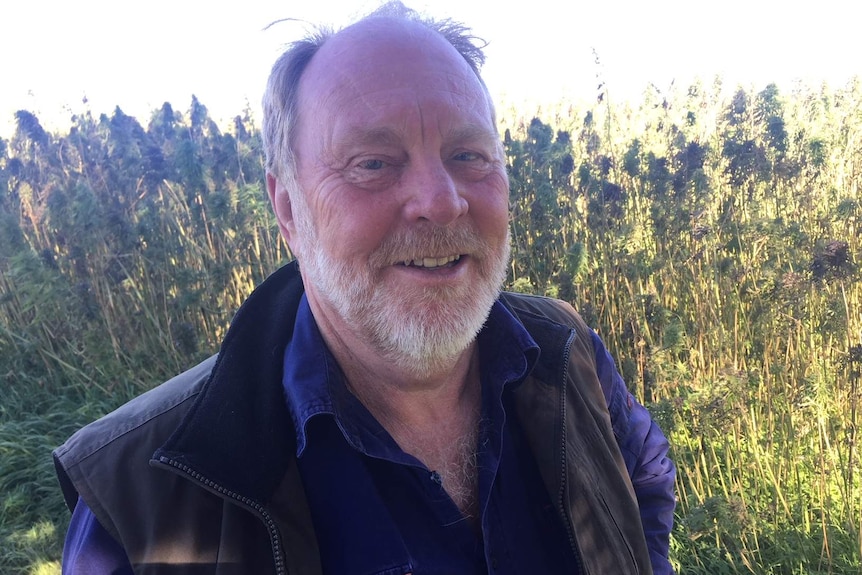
[282, 293, 540, 458]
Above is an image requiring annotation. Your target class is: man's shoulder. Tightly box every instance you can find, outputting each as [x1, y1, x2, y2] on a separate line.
[498, 291, 598, 379]
[54, 355, 216, 486]
[499, 291, 588, 333]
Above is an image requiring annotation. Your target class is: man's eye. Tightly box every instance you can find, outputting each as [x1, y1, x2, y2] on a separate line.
[453, 151, 481, 162]
[357, 159, 385, 170]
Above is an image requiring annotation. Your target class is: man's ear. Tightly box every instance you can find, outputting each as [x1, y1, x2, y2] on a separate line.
[266, 173, 298, 249]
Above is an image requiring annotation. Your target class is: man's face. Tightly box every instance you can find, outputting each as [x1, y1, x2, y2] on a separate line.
[271, 18, 510, 376]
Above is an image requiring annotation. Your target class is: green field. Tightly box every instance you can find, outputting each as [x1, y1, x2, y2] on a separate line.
[1, 79, 861, 573]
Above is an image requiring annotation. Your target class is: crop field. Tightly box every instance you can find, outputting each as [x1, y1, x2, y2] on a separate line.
[1, 79, 861, 573]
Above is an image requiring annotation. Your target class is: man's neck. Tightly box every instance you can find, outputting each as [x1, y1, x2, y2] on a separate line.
[325, 324, 482, 440]
[345, 352, 481, 520]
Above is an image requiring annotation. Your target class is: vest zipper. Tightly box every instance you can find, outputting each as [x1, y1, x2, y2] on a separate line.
[558, 328, 588, 574]
[157, 456, 289, 575]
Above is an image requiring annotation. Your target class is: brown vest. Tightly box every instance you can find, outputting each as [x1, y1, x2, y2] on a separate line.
[55, 264, 653, 574]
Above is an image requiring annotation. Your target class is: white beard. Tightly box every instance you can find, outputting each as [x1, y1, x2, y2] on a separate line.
[292, 197, 509, 377]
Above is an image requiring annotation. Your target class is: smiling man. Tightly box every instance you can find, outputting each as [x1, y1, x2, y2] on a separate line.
[55, 3, 675, 574]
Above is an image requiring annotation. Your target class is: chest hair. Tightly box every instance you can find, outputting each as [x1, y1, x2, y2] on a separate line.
[392, 418, 481, 522]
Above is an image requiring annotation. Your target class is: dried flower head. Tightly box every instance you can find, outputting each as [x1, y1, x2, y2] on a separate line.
[810, 240, 854, 283]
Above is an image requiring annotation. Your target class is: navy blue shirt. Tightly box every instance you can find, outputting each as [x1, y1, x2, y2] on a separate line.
[285, 295, 578, 575]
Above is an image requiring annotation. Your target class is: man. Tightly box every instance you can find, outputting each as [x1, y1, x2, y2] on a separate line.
[55, 3, 676, 574]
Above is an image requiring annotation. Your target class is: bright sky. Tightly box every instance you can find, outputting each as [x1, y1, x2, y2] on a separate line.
[1, 0, 858, 138]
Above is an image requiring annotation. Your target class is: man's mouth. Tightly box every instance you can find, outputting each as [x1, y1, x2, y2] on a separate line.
[397, 255, 462, 269]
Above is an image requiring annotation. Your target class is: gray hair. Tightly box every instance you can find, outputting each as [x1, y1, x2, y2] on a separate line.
[261, 1, 490, 182]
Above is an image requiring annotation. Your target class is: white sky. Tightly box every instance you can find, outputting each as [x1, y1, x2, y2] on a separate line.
[1, 0, 859, 138]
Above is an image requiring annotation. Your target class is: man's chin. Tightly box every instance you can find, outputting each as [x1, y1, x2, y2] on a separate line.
[378, 333, 477, 379]
[363, 290, 495, 377]
[303, 246, 506, 377]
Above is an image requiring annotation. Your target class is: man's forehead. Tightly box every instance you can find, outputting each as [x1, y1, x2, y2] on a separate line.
[299, 16, 479, 101]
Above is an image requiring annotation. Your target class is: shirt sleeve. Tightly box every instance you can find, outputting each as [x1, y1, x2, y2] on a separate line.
[590, 330, 676, 575]
[62, 497, 134, 575]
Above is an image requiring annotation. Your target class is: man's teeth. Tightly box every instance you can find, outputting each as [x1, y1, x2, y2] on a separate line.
[402, 255, 461, 268]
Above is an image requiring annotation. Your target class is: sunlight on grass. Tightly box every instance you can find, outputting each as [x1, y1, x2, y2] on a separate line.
[9, 521, 55, 545]
[28, 560, 60, 575]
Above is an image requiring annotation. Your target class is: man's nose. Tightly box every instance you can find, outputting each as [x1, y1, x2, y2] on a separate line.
[401, 159, 468, 226]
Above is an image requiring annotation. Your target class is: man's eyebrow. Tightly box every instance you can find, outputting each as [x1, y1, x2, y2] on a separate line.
[332, 127, 404, 152]
[445, 123, 499, 145]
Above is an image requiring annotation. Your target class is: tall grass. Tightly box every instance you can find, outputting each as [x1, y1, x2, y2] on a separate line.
[1, 78, 861, 573]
